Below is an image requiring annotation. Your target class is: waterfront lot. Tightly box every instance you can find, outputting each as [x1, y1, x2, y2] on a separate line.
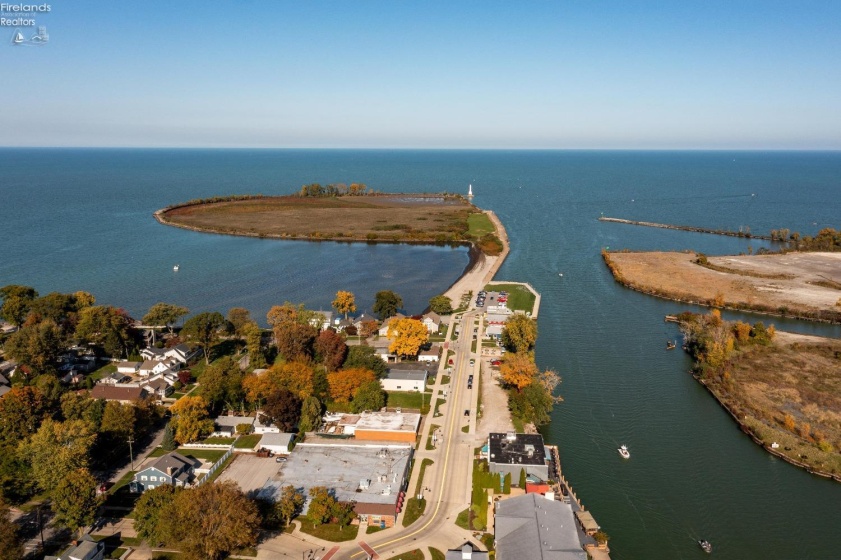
[216, 453, 281, 493]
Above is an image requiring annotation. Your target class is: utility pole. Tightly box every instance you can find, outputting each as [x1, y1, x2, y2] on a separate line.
[127, 437, 135, 471]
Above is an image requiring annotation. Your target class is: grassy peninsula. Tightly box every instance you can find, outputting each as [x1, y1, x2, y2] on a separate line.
[156, 190, 504, 256]
[679, 311, 841, 479]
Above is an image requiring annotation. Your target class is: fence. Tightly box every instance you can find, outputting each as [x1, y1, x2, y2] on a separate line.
[195, 444, 234, 487]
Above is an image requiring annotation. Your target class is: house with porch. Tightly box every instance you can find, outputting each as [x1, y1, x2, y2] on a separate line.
[131, 452, 198, 492]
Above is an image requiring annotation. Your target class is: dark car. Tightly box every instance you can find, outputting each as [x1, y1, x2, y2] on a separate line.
[467, 382, 473, 389]
[464, 409, 470, 416]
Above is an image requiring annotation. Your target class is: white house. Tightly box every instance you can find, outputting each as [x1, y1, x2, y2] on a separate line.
[381, 366, 428, 392]
[377, 314, 406, 337]
[254, 415, 281, 434]
[138, 360, 157, 377]
[369, 339, 395, 363]
[212, 415, 255, 437]
[418, 345, 440, 363]
[421, 312, 441, 333]
[116, 361, 141, 374]
[261, 432, 295, 454]
[310, 311, 334, 331]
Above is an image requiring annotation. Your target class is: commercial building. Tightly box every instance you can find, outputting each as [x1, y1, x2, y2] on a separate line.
[381, 363, 429, 392]
[487, 432, 549, 482]
[321, 410, 421, 443]
[494, 493, 587, 560]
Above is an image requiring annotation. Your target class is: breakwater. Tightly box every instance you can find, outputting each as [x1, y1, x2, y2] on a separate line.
[599, 217, 774, 240]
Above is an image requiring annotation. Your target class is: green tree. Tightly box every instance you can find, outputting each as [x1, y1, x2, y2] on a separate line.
[503, 473, 511, 494]
[226, 307, 252, 336]
[168, 481, 260, 560]
[0, 386, 48, 445]
[351, 380, 385, 413]
[181, 311, 226, 364]
[60, 392, 104, 430]
[134, 485, 179, 546]
[332, 291, 357, 320]
[33, 374, 64, 409]
[142, 302, 189, 343]
[373, 290, 403, 320]
[3, 319, 65, 375]
[25, 419, 96, 493]
[28, 292, 78, 327]
[0, 498, 23, 560]
[501, 314, 538, 354]
[51, 468, 99, 538]
[100, 401, 137, 441]
[297, 396, 323, 434]
[199, 356, 244, 411]
[0, 285, 37, 327]
[428, 295, 453, 315]
[343, 345, 387, 378]
[241, 321, 266, 368]
[307, 486, 336, 526]
[518, 468, 527, 489]
[331, 500, 357, 529]
[276, 485, 306, 527]
[75, 306, 135, 358]
[160, 422, 177, 452]
[169, 396, 214, 444]
[260, 389, 301, 432]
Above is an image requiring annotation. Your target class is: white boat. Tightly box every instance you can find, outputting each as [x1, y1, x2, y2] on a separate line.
[698, 539, 712, 553]
[173, 264, 180, 271]
[618, 445, 630, 459]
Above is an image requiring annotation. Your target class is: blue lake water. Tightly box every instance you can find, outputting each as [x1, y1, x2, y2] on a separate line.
[2, 148, 841, 559]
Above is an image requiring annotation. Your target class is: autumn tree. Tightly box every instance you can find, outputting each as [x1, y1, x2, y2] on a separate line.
[332, 290, 357, 320]
[315, 329, 348, 371]
[501, 314, 538, 354]
[0, 386, 48, 444]
[343, 345, 387, 377]
[331, 500, 357, 529]
[52, 468, 100, 538]
[134, 484, 179, 546]
[143, 302, 189, 343]
[168, 481, 260, 560]
[274, 320, 318, 361]
[358, 319, 379, 338]
[297, 396, 323, 433]
[3, 319, 65, 375]
[260, 389, 301, 432]
[328, 367, 377, 403]
[100, 400, 137, 443]
[241, 320, 266, 368]
[199, 356, 245, 411]
[0, 499, 23, 560]
[276, 485, 306, 527]
[307, 486, 336, 526]
[169, 396, 214, 444]
[181, 311, 226, 364]
[429, 295, 453, 315]
[373, 290, 403, 320]
[59, 391, 104, 430]
[499, 352, 539, 391]
[388, 317, 429, 358]
[25, 419, 96, 493]
[75, 305, 135, 358]
[267, 302, 322, 328]
[352, 380, 385, 413]
[0, 285, 38, 327]
[226, 307, 252, 336]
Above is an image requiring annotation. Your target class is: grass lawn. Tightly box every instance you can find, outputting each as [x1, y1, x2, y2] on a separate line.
[433, 398, 445, 417]
[298, 518, 359, 542]
[402, 498, 426, 527]
[426, 425, 440, 450]
[455, 508, 470, 530]
[201, 453, 235, 484]
[366, 525, 384, 534]
[462, 425, 469, 433]
[429, 548, 446, 560]
[413, 458, 434, 495]
[512, 416, 524, 433]
[386, 550, 424, 560]
[386, 391, 430, 414]
[109, 470, 137, 495]
[441, 375, 450, 385]
[90, 363, 117, 381]
[484, 283, 537, 314]
[234, 434, 263, 449]
[467, 212, 495, 237]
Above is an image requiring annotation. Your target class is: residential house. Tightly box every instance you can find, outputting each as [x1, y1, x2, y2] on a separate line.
[138, 360, 158, 377]
[116, 361, 141, 374]
[141, 377, 173, 400]
[102, 372, 130, 385]
[254, 415, 280, 434]
[212, 415, 255, 437]
[377, 313, 406, 337]
[418, 344, 441, 363]
[45, 535, 105, 560]
[352, 313, 377, 336]
[421, 311, 441, 333]
[494, 493, 587, 560]
[90, 384, 149, 403]
[131, 452, 198, 492]
[140, 343, 198, 365]
[260, 432, 295, 454]
[370, 338, 396, 363]
[446, 543, 489, 560]
[381, 364, 429, 392]
[139, 347, 168, 361]
[310, 311, 334, 330]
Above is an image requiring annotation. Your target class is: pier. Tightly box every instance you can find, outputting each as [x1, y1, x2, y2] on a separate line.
[599, 216, 774, 240]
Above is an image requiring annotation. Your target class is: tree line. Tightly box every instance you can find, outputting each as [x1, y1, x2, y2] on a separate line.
[296, 182, 375, 197]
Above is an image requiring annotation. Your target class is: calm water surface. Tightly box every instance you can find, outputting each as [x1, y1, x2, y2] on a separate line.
[2, 149, 840, 559]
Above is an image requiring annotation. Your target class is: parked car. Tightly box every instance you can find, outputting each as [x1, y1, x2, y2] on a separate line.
[467, 382, 473, 390]
[464, 409, 470, 416]
[469, 359, 475, 366]
[491, 360, 502, 366]
[275, 456, 287, 463]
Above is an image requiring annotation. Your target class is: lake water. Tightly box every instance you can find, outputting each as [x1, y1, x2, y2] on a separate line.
[2, 149, 840, 559]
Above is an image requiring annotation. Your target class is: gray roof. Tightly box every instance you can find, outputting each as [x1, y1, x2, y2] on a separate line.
[385, 370, 428, 381]
[446, 542, 489, 560]
[150, 452, 197, 474]
[261, 432, 295, 447]
[0, 372, 8, 385]
[495, 494, 587, 560]
[0, 385, 10, 397]
[46, 535, 104, 560]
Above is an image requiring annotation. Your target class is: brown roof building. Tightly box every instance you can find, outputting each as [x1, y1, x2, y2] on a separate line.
[90, 384, 148, 403]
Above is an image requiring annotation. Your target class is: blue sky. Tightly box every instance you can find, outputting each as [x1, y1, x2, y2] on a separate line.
[2, 1, 840, 148]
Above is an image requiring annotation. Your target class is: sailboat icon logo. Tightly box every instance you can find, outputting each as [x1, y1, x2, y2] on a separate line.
[11, 27, 48, 46]
[11, 29, 25, 45]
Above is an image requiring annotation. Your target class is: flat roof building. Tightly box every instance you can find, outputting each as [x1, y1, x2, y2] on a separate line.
[495, 493, 587, 560]
[322, 410, 421, 443]
[488, 432, 549, 482]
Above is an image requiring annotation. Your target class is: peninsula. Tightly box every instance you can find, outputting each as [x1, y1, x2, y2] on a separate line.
[155, 191, 504, 256]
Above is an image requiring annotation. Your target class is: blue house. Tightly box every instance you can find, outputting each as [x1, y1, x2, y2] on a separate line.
[131, 452, 198, 493]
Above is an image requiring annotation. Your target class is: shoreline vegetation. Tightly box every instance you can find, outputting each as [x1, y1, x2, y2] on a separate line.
[602, 249, 841, 324]
[599, 216, 775, 240]
[678, 311, 841, 480]
[155, 190, 504, 256]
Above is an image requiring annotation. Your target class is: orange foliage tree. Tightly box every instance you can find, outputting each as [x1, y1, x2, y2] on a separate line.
[242, 361, 315, 403]
[499, 352, 539, 392]
[387, 318, 429, 358]
[327, 367, 376, 403]
[332, 291, 357, 320]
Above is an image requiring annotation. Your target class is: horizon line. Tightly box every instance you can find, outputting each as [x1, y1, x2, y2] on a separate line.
[1, 145, 840, 152]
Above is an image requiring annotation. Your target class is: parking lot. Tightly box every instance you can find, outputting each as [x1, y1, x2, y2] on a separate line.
[216, 453, 281, 493]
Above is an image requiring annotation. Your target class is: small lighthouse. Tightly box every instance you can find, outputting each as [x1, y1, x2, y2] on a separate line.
[467, 183, 474, 198]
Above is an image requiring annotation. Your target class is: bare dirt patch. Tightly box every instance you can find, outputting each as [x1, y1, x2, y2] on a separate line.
[607, 251, 841, 321]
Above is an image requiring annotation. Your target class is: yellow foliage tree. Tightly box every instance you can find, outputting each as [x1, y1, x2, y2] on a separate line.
[733, 322, 752, 343]
[169, 396, 214, 444]
[499, 352, 539, 392]
[242, 360, 315, 403]
[387, 318, 429, 358]
[332, 291, 357, 320]
[327, 367, 376, 403]
[783, 413, 796, 433]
